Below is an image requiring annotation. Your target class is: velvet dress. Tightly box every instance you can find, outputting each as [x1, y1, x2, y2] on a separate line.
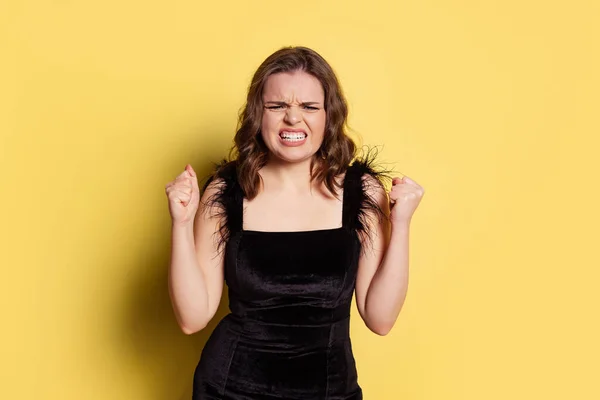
[192, 159, 382, 400]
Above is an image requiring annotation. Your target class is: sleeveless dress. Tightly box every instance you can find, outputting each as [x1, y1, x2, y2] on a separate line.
[192, 159, 382, 400]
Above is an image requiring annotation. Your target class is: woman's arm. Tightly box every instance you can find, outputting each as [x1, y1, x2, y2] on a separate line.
[355, 174, 424, 336]
[168, 179, 225, 335]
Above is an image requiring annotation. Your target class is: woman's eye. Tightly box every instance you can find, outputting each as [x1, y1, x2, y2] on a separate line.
[303, 106, 319, 111]
[266, 105, 285, 110]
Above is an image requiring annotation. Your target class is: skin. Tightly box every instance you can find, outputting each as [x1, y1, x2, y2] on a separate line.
[244, 70, 341, 232]
[165, 69, 425, 335]
[260, 70, 326, 165]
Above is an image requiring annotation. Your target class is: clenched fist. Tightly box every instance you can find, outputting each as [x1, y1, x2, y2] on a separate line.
[165, 164, 200, 226]
[388, 175, 425, 225]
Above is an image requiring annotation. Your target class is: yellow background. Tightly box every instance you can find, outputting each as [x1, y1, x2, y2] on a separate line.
[1, 0, 599, 399]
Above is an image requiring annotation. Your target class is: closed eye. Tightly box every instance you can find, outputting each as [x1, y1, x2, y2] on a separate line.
[263, 102, 322, 111]
[264, 102, 287, 111]
[303, 105, 320, 111]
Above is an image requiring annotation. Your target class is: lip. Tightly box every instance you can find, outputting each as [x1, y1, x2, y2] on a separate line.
[279, 128, 307, 135]
[278, 129, 308, 147]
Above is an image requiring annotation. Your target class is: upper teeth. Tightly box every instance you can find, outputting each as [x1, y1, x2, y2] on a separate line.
[281, 131, 306, 139]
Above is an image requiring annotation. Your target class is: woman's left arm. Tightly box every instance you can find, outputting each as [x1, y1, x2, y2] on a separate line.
[355, 174, 425, 336]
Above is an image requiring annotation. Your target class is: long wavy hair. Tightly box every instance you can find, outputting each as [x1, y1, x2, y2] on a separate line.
[222, 46, 357, 199]
[201, 47, 392, 252]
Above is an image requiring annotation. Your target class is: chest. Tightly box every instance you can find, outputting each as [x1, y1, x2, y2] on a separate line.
[242, 191, 343, 232]
[225, 229, 359, 300]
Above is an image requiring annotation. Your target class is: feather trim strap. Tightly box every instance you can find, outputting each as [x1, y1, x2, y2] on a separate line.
[345, 150, 392, 251]
[200, 160, 240, 253]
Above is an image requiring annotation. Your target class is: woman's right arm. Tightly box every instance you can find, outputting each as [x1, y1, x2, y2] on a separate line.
[166, 165, 225, 334]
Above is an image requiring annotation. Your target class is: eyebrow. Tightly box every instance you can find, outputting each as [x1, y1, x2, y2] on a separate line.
[264, 101, 322, 106]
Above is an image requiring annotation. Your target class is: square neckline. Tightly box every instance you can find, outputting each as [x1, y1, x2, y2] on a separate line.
[240, 166, 352, 235]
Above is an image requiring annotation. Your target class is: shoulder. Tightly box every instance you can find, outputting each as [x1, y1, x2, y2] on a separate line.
[199, 160, 239, 217]
[361, 173, 387, 208]
[197, 160, 240, 251]
[348, 149, 390, 198]
[344, 148, 391, 244]
[201, 160, 238, 194]
[351, 158, 389, 215]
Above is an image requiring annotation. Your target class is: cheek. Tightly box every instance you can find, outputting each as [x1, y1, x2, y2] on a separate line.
[309, 112, 327, 137]
[261, 111, 278, 133]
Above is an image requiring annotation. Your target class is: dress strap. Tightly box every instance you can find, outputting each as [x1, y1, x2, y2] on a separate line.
[228, 173, 244, 233]
[220, 161, 243, 233]
[342, 163, 362, 230]
[200, 160, 242, 250]
[341, 156, 389, 243]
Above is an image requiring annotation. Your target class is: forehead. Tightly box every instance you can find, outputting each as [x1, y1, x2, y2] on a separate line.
[263, 70, 324, 101]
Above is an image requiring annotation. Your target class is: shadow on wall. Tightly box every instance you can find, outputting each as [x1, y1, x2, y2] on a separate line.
[119, 128, 234, 400]
[124, 259, 231, 400]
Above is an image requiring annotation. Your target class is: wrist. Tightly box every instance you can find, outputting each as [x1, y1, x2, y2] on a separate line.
[172, 220, 194, 232]
[391, 220, 410, 234]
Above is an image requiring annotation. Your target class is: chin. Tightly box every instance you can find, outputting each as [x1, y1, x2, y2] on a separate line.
[270, 148, 317, 164]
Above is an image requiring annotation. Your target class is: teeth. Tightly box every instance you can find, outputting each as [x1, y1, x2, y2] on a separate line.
[280, 131, 306, 140]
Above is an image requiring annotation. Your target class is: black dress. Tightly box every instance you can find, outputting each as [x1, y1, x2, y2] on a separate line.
[192, 159, 382, 400]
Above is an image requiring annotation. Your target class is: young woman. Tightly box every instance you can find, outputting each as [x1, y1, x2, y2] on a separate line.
[165, 46, 424, 399]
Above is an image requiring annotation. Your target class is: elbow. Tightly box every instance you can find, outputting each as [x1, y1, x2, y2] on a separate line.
[181, 325, 200, 335]
[371, 325, 393, 336]
[361, 309, 395, 336]
[366, 319, 395, 336]
[178, 319, 208, 335]
[171, 303, 213, 335]
[361, 308, 396, 336]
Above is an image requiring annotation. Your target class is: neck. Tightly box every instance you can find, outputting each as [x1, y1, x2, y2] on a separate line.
[261, 155, 316, 192]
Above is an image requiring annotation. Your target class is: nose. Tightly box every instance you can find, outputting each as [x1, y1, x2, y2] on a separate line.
[284, 106, 302, 124]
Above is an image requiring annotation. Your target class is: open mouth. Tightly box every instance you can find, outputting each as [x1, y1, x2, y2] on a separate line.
[279, 130, 307, 142]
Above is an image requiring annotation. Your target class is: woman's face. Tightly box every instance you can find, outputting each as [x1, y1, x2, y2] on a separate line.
[260, 70, 326, 164]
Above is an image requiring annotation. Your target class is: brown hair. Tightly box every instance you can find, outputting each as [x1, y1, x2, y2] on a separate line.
[225, 46, 357, 199]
